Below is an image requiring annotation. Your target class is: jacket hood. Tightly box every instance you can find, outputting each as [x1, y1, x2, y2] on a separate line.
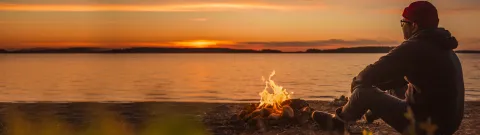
[411, 28, 458, 50]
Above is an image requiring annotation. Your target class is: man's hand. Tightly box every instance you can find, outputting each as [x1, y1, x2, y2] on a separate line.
[350, 77, 361, 93]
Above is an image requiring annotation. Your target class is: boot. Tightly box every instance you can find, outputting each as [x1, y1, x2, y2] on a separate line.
[364, 110, 380, 123]
[311, 111, 345, 132]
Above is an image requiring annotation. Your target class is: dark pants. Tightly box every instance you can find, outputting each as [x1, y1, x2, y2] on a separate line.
[339, 87, 411, 133]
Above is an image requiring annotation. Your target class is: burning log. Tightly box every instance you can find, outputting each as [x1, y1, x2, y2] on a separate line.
[231, 71, 315, 131]
[268, 113, 282, 120]
[281, 105, 294, 118]
[234, 99, 314, 131]
[259, 108, 272, 117]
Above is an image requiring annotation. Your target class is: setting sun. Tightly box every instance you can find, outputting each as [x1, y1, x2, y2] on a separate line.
[172, 40, 234, 48]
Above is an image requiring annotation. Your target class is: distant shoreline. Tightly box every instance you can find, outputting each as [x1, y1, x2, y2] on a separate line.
[1, 46, 479, 53]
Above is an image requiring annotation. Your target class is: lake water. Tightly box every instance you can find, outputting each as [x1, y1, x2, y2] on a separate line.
[0, 53, 479, 102]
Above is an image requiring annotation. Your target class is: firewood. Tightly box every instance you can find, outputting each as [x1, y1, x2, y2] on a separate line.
[281, 105, 294, 118]
[301, 106, 312, 114]
[243, 109, 261, 121]
[285, 99, 309, 110]
[267, 114, 286, 126]
[281, 99, 292, 106]
[267, 113, 282, 120]
[259, 108, 272, 117]
[235, 99, 313, 131]
[244, 103, 258, 113]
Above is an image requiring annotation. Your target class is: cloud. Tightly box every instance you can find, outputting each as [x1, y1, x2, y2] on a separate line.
[0, 0, 330, 12]
[462, 38, 480, 44]
[210, 39, 402, 51]
[375, 7, 480, 15]
[0, 3, 294, 12]
[0, 41, 174, 49]
[441, 7, 480, 15]
[0, 20, 118, 24]
[239, 39, 399, 47]
[373, 0, 480, 15]
[0, 39, 400, 49]
[446, 38, 480, 50]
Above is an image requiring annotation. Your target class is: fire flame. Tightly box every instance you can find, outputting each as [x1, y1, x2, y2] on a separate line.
[258, 70, 292, 112]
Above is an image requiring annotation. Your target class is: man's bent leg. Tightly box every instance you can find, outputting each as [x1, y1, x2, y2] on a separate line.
[339, 87, 410, 132]
[365, 85, 408, 123]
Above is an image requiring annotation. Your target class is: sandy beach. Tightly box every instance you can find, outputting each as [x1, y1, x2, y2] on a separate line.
[0, 101, 477, 135]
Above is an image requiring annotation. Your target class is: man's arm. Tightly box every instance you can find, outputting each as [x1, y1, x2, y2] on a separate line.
[375, 78, 408, 91]
[351, 76, 408, 92]
[351, 41, 416, 92]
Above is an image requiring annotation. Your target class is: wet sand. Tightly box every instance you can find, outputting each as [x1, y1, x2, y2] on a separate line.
[0, 101, 478, 135]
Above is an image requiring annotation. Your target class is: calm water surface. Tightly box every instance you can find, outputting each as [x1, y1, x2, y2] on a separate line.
[0, 53, 479, 102]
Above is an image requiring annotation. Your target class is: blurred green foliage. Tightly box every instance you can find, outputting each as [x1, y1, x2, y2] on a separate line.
[0, 103, 210, 135]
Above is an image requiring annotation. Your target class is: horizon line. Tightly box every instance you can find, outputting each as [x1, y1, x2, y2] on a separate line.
[1, 46, 479, 53]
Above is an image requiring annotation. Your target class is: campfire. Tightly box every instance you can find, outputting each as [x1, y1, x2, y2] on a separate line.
[233, 71, 314, 131]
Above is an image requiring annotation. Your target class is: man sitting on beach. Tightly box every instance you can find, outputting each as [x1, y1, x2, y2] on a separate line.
[312, 1, 464, 134]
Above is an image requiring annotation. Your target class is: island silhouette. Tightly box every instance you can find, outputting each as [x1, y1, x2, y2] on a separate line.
[0, 46, 478, 53]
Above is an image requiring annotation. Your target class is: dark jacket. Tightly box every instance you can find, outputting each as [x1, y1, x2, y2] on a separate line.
[352, 28, 464, 134]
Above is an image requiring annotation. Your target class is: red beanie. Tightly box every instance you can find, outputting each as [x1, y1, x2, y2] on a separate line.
[402, 1, 439, 28]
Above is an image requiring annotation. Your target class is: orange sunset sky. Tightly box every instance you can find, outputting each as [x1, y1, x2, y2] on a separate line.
[1, 0, 480, 51]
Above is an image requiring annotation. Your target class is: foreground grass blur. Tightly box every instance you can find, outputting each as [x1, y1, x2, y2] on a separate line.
[140, 115, 207, 135]
[0, 103, 211, 135]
